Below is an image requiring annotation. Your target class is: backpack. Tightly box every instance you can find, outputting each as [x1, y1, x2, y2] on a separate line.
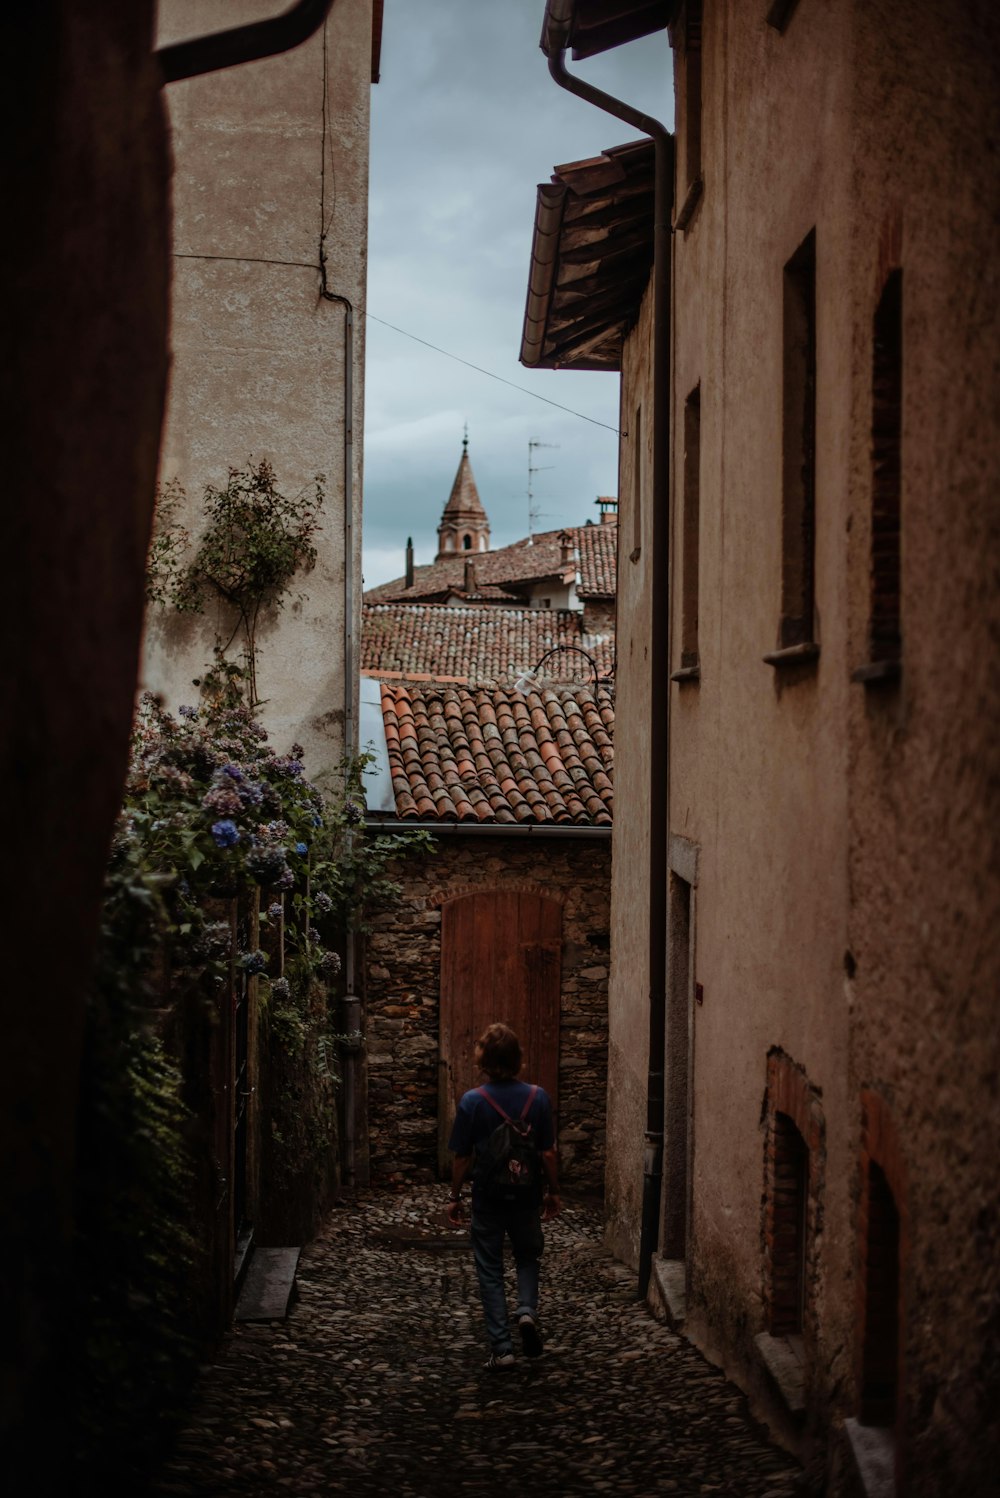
[472, 1085, 543, 1204]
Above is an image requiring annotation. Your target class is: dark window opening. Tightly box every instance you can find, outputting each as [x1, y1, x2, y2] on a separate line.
[681, 385, 701, 669]
[683, 0, 703, 190]
[631, 404, 642, 564]
[779, 230, 817, 650]
[861, 1163, 900, 1427]
[869, 269, 903, 667]
[768, 1112, 809, 1335]
[462, 534, 472, 550]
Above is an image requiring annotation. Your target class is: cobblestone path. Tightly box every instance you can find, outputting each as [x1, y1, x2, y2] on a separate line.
[152, 1188, 802, 1497]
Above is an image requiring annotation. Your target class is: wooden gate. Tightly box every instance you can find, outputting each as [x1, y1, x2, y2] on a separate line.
[438, 889, 562, 1174]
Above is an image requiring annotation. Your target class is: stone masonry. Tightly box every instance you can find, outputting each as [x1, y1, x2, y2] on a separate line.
[364, 836, 611, 1193]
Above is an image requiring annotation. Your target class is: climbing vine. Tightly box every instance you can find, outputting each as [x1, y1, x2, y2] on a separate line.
[74, 694, 424, 1482]
[146, 459, 324, 707]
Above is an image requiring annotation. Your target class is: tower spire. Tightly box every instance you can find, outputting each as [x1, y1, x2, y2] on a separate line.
[436, 432, 490, 562]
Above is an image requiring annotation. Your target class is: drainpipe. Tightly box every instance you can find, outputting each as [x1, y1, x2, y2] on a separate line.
[540, 1, 673, 1300]
[322, 288, 361, 1193]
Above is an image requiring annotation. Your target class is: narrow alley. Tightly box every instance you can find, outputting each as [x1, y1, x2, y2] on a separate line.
[152, 1188, 802, 1497]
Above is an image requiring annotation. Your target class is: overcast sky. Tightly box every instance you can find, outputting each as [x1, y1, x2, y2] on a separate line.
[362, 0, 674, 589]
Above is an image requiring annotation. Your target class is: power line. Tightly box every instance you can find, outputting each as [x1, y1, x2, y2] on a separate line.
[365, 313, 620, 434]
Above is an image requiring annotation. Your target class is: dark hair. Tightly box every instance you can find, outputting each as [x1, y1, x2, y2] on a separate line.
[475, 1023, 522, 1081]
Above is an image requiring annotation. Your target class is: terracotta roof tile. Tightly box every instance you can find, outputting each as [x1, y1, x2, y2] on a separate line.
[377, 681, 614, 826]
[361, 601, 613, 682]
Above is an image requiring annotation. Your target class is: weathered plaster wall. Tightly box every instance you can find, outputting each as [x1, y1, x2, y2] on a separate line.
[844, 3, 1000, 1490]
[606, 0, 1000, 1483]
[1, 3, 170, 1481]
[146, 0, 371, 775]
[605, 283, 655, 1263]
[364, 837, 612, 1195]
[671, 3, 855, 1447]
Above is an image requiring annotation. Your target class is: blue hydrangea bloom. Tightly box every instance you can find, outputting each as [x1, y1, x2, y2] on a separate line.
[211, 818, 240, 848]
[296, 841, 308, 855]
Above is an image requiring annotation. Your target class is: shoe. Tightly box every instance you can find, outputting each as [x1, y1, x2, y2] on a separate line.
[518, 1314, 543, 1359]
[484, 1351, 516, 1371]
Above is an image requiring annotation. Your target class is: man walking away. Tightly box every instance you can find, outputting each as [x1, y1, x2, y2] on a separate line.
[446, 1023, 560, 1369]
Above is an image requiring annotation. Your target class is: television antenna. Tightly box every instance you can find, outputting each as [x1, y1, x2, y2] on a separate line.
[527, 439, 559, 541]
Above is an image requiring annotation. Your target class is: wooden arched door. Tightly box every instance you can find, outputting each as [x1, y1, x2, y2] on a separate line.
[438, 889, 561, 1174]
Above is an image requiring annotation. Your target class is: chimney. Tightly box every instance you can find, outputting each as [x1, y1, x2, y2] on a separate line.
[464, 558, 477, 593]
[596, 495, 618, 524]
[558, 530, 574, 565]
[405, 536, 414, 589]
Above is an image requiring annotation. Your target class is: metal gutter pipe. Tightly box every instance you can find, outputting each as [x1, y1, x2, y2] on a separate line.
[541, 3, 673, 1301]
[322, 290, 360, 1193]
[364, 821, 612, 841]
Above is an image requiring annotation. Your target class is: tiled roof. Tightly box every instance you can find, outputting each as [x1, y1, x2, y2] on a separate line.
[520, 139, 654, 372]
[365, 521, 617, 604]
[379, 680, 614, 826]
[362, 602, 614, 683]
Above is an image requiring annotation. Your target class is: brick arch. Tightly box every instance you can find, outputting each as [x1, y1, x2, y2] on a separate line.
[761, 1049, 826, 1340]
[431, 878, 568, 910]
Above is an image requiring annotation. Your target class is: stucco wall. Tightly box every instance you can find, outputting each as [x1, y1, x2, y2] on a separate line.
[607, 0, 999, 1484]
[605, 284, 655, 1262]
[146, 0, 371, 775]
[844, 2, 1000, 1489]
[364, 837, 612, 1195]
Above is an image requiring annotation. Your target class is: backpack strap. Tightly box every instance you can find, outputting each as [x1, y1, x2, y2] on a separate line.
[476, 1086, 513, 1125]
[476, 1084, 539, 1126]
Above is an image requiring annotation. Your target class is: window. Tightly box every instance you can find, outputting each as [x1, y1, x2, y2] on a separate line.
[462, 534, 472, 551]
[767, 1113, 809, 1335]
[683, 0, 702, 191]
[854, 269, 902, 683]
[673, 1, 703, 230]
[767, 229, 818, 664]
[680, 385, 701, 673]
[630, 404, 642, 564]
[860, 1163, 900, 1426]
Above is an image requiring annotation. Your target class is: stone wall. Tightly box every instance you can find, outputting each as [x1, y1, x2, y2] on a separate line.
[364, 835, 611, 1195]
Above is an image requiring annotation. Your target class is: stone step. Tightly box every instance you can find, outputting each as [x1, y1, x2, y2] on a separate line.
[235, 1246, 301, 1322]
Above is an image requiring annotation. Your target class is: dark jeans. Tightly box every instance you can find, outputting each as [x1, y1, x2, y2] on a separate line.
[469, 1200, 544, 1355]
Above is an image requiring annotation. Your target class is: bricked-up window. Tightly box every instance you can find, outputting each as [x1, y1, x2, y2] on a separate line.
[860, 1163, 900, 1425]
[867, 270, 903, 669]
[679, 386, 701, 670]
[767, 1112, 809, 1334]
[778, 230, 817, 651]
[763, 1051, 825, 1347]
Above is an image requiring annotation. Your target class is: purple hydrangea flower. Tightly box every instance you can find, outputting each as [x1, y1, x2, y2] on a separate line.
[240, 949, 268, 976]
[269, 977, 291, 1001]
[314, 891, 333, 914]
[291, 743, 304, 760]
[267, 902, 283, 920]
[308, 927, 321, 944]
[178, 705, 199, 720]
[319, 949, 342, 977]
[203, 786, 242, 817]
[222, 763, 244, 781]
[344, 801, 362, 825]
[211, 818, 240, 848]
[275, 866, 295, 891]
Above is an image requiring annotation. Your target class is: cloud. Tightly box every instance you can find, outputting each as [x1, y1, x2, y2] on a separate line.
[362, 0, 673, 588]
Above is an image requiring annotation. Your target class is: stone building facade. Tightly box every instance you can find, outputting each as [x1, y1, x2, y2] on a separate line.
[523, 1, 1000, 1492]
[364, 836, 611, 1195]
